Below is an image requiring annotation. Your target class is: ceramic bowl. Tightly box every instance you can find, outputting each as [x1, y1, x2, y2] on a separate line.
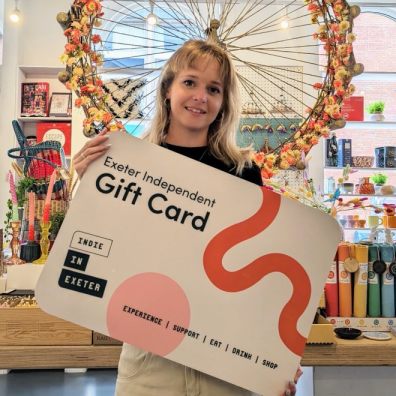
[380, 185, 395, 195]
[334, 327, 362, 340]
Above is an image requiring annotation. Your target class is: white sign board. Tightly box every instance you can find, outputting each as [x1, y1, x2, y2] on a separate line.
[36, 132, 341, 395]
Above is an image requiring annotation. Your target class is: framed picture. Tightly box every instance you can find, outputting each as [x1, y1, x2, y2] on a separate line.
[21, 82, 50, 117]
[49, 92, 72, 117]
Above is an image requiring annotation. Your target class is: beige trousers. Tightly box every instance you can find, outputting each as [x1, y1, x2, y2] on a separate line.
[115, 343, 254, 396]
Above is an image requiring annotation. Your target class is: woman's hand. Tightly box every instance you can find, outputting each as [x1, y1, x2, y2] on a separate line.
[283, 367, 303, 396]
[73, 129, 111, 178]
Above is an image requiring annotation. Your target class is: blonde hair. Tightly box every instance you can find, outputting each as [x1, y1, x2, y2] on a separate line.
[145, 39, 252, 174]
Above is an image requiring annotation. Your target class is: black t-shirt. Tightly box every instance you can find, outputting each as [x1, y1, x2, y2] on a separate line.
[163, 143, 263, 186]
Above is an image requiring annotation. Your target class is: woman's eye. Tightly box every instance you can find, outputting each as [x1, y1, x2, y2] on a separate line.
[183, 80, 194, 87]
[209, 86, 221, 95]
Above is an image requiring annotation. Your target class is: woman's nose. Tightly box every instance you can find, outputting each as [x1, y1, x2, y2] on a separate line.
[192, 87, 208, 103]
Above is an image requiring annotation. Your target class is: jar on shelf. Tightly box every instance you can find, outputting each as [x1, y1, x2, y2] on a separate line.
[358, 177, 375, 195]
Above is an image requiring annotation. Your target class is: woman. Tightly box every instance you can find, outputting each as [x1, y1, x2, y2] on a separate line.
[74, 39, 300, 396]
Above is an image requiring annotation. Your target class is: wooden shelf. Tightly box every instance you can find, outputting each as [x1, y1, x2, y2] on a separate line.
[344, 121, 396, 128]
[324, 193, 396, 197]
[0, 345, 122, 369]
[19, 66, 65, 77]
[343, 227, 396, 231]
[302, 337, 396, 366]
[17, 116, 71, 123]
[1, 338, 396, 369]
[324, 167, 396, 171]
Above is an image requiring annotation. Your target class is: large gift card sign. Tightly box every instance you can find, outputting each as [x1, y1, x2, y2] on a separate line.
[36, 132, 341, 395]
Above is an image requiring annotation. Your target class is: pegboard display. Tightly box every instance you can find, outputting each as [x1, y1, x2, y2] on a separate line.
[236, 65, 304, 117]
[237, 118, 300, 152]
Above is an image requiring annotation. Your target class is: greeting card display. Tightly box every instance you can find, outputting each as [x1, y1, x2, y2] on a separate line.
[36, 132, 341, 395]
[21, 82, 50, 117]
[36, 122, 71, 155]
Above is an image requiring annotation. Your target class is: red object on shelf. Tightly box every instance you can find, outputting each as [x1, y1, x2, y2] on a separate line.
[341, 96, 364, 121]
[36, 122, 71, 155]
[21, 82, 49, 117]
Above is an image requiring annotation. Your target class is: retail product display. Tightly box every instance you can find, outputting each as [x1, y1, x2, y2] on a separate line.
[337, 139, 353, 167]
[20, 82, 49, 117]
[36, 122, 71, 155]
[326, 242, 396, 331]
[0, 294, 37, 309]
[341, 96, 364, 122]
[4, 118, 71, 270]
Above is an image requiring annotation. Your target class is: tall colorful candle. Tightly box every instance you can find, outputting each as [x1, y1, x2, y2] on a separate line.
[8, 171, 19, 221]
[42, 169, 57, 223]
[28, 192, 36, 241]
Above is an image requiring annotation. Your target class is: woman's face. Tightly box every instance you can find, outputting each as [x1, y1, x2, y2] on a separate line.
[166, 57, 224, 144]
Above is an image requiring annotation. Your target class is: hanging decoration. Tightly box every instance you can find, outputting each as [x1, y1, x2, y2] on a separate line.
[56, 0, 362, 180]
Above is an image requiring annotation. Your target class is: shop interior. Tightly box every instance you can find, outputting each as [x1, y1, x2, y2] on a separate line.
[1, 1, 396, 395]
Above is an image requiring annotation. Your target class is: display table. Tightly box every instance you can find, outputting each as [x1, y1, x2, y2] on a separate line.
[0, 345, 122, 369]
[1, 337, 396, 369]
[302, 337, 396, 366]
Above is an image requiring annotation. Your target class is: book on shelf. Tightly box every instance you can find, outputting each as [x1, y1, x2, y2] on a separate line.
[21, 82, 50, 117]
[36, 122, 72, 156]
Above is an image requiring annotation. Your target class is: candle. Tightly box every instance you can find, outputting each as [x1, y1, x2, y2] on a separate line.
[42, 169, 57, 223]
[28, 192, 36, 241]
[8, 171, 19, 221]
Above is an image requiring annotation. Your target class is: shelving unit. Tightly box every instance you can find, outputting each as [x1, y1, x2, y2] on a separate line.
[325, 167, 396, 171]
[15, 65, 72, 137]
[18, 116, 72, 123]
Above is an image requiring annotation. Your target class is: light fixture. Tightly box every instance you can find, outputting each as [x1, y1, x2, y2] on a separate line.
[146, 1, 158, 26]
[280, 19, 289, 29]
[280, 6, 289, 30]
[10, 0, 21, 23]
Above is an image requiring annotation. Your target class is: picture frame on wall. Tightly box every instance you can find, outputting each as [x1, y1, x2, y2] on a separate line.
[49, 92, 72, 117]
[21, 82, 50, 117]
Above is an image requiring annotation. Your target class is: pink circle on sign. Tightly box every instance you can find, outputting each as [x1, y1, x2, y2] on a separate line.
[106, 272, 190, 356]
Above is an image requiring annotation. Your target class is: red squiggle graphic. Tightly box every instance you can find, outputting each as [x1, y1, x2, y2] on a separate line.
[203, 187, 311, 357]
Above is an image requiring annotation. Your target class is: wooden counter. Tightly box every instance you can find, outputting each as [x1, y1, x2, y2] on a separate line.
[0, 345, 122, 369]
[302, 337, 396, 366]
[1, 337, 396, 369]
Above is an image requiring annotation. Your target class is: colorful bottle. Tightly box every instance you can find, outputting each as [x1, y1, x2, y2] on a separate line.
[325, 251, 338, 317]
[353, 244, 368, 317]
[368, 244, 381, 317]
[380, 244, 395, 318]
[338, 243, 352, 317]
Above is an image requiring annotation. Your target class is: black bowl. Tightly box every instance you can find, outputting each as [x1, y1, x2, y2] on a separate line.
[334, 327, 362, 340]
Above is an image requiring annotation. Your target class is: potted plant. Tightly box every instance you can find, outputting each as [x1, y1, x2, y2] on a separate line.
[371, 173, 388, 194]
[367, 101, 385, 121]
[49, 211, 66, 241]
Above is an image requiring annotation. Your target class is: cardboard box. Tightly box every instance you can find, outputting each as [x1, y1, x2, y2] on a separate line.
[92, 331, 122, 345]
[306, 314, 334, 344]
[328, 316, 396, 331]
[0, 307, 92, 346]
